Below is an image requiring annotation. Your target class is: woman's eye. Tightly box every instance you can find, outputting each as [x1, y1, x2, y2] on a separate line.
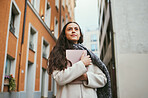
[75, 28, 78, 30]
[68, 28, 72, 30]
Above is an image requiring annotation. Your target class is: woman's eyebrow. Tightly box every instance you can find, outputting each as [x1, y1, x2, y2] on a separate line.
[67, 27, 72, 28]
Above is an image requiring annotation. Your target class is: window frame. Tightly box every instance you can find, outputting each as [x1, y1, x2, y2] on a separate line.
[42, 39, 49, 59]
[91, 44, 98, 51]
[45, 1, 51, 27]
[54, 17, 59, 38]
[28, 23, 38, 52]
[9, 1, 21, 38]
[31, 0, 40, 13]
[55, 0, 59, 10]
[91, 34, 97, 42]
[5, 57, 11, 76]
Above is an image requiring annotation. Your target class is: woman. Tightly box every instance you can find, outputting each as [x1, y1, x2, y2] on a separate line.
[47, 22, 111, 98]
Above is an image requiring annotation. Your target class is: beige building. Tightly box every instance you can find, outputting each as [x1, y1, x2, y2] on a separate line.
[83, 30, 100, 57]
[0, 0, 75, 98]
[98, 0, 148, 98]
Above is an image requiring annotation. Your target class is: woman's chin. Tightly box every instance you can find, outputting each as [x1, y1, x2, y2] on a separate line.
[70, 40, 78, 44]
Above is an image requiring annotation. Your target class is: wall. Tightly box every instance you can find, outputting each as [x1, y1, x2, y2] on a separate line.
[111, 0, 148, 97]
[0, 0, 75, 97]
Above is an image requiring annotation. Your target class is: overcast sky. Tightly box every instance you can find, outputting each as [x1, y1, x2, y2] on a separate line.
[74, 0, 98, 33]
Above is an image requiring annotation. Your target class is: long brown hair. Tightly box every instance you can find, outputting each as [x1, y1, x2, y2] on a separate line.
[47, 22, 83, 75]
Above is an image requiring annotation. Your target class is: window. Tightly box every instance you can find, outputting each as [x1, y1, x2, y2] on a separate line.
[62, 0, 65, 8]
[45, 2, 51, 27]
[61, 16, 65, 30]
[91, 44, 98, 51]
[10, 11, 15, 34]
[91, 34, 97, 42]
[66, 14, 68, 24]
[69, 8, 72, 17]
[29, 28, 36, 50]
[54, 18, 58, 38]
[66, 0, 68, 6]
[31, 0, 40, 12]
[32, 0, 36, 8]
[5, 58, 11, 76]
[68, 6, 71, 14]
[55, 0, 59, 10]
[42, 40, 49, 59]
[5, 55, 15, 76]
[9, 2, 20, 37]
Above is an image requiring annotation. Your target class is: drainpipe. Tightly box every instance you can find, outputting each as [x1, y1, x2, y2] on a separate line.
[17, 0, 27, 91]
[21, 0, 27, 44]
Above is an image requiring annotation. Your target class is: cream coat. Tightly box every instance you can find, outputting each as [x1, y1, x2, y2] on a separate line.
[53, 61, 107, 98]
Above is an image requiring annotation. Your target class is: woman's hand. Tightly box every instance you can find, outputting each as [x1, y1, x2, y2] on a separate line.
[74, 73, 88, 81]
[81, 52, 92, 67]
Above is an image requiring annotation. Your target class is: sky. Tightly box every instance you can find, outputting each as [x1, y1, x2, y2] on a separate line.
[74, 0, 99, 33]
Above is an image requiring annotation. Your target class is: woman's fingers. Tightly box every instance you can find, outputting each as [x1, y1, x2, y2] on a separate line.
[81, 51, 85, 59]
[81, 54, 92, 66]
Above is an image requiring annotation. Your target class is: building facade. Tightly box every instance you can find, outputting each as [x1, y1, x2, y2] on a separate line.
[83, 30, 100, 57]
[0, 0, 75, 98]
[98, 0, 117, 97]
[98, 0, 148, 98]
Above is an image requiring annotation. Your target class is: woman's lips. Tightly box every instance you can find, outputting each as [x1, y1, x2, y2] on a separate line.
[71, 34, 77, 37]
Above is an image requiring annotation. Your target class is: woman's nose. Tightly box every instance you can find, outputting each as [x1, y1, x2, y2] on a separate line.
[72, 28, 75, 33]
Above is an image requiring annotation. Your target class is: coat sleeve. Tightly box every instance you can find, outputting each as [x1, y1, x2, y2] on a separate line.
[83, 65, 107, 88]
[52, 61, 87, 86]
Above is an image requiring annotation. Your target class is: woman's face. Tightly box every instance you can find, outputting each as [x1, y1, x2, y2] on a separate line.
[65, 23, 81, 44]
